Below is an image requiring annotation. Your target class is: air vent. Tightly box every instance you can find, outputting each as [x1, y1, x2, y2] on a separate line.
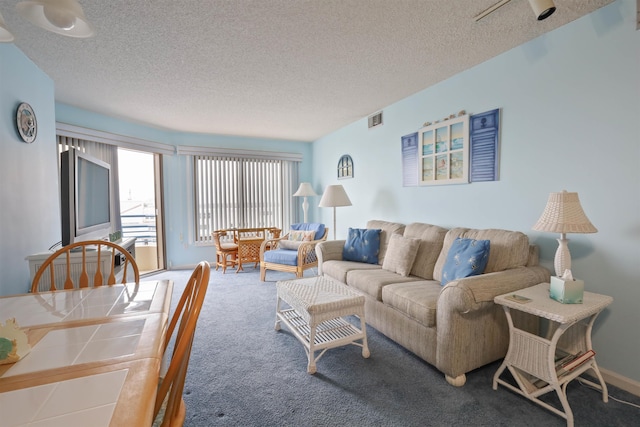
[368, 111, 383, 129]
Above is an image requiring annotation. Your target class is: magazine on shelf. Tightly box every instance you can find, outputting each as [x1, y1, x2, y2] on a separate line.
[556, 350, 596, 377]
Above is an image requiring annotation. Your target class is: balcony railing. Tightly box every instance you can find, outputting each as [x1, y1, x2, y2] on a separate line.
[121, 214, 156, 244]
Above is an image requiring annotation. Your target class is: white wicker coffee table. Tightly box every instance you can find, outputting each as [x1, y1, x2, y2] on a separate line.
[275, 276, 370, 374]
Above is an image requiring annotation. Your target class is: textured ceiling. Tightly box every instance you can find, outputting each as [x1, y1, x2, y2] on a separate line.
[0, 0, 613, 142]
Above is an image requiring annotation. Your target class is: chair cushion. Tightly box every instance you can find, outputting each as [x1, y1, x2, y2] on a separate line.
[343, 228, 382, 264]
[291, 223, 326, 240]
[382, 234, 420, 277]
[441, 237, 490, 286]
[279, 239, 303, 250]
[288, 230, 316, 241]
[264, 249, 298, 266]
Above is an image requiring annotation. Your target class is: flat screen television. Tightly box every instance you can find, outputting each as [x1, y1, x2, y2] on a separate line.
[60, 149, 113, 246]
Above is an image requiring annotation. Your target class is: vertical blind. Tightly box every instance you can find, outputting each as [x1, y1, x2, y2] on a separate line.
[194, 155, 299, 243]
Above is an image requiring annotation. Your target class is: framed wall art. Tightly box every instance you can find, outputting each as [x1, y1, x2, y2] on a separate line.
[401, 132, 418, 187]
[337, 154, 353, 179]
[418, 115, 469, 186]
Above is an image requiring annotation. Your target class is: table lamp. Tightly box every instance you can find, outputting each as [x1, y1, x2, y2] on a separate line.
[318, 185, 352, 240]
[293, 182, 317, 223]
[532, 190, 597, 277]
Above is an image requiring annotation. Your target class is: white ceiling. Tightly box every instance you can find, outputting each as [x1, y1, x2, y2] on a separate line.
[0, 0, 613, 142]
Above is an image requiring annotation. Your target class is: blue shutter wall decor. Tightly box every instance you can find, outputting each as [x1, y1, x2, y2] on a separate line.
[470, 109, 500, 182]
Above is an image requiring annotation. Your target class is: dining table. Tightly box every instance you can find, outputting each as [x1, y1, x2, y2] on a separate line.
[0, 280, 173, 427]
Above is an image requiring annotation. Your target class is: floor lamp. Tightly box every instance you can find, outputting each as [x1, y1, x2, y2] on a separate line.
[532, 190, 597, 277]
[318, 185, 352, 240]
[292, 182, 317, 223]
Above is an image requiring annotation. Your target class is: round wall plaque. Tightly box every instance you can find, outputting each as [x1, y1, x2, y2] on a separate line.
[16, 102, 37, 143]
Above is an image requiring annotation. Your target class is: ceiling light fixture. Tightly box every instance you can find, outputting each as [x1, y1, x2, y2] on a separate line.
[16, 0, 94, 38]
[0, 12, 15, 42]
[474, 0, 556, 22]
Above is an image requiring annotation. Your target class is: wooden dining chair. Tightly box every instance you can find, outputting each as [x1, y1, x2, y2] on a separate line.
[153, 260, 210, 427]
[31, 240, 139, 293]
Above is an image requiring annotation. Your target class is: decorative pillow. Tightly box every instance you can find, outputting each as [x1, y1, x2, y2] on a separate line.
[343, 228, 382, 264]
[382, 234, 421, 277]
[290, 223, 326, 240]
[288, 230, 315, 242]
[441, 238, 490, 286]
[279, 239, 303, 250]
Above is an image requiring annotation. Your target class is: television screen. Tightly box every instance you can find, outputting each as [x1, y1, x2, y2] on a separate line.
[61, 149, 112, 246]
[76, 155, 111, 229]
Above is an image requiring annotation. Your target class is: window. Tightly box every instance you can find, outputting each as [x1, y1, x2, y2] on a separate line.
[193, 155, 299, 244]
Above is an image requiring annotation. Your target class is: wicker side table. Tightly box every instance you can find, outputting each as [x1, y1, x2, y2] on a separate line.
[493, 283, 612, 427]
[275, 276, 370, 374]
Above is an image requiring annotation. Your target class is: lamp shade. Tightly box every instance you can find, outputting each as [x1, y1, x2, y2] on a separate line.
[319, 185, 352, 208]
[0, 12, 14, 42]
[532, 190, 597, 234]
[292, 182, 317, 197]
[17, 0, 94, 38]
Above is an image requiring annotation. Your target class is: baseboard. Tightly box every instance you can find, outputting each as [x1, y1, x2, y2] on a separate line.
[599, 367, 640, 397]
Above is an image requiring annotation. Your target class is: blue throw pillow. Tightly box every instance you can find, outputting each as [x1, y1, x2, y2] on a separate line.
[343, 228, 382, 264]
[441, 238, 490, 286]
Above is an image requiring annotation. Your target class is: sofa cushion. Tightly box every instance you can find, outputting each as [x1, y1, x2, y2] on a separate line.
[441, 238, 490, 286]
[403, 223, 448, 280]
[366, 220, 405, 265]
[343, 228, 382, 264]
[291, 222, 326, 240]
[322, 260, 381, 283]
[346, 269, 419, 301]
[263, 249, 298, 266]
[381, 281, 441, 328]
[382, 234, 420, 277]
[434, 228, 531, 281]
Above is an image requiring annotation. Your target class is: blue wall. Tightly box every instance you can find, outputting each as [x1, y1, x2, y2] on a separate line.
[0, 0, 637, 385]
[0, 44, 59, 296]
[312, 0, 639, 384]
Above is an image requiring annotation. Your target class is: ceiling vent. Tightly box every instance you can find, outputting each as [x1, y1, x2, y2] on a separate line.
[368, 111, 383, 129]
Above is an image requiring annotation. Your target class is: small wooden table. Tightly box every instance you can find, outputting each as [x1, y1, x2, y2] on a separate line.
[233, 227, 280, 272]
[0, 280, 172, 427]
[493, 283, 612, 427]
[275, 276, 369, 374]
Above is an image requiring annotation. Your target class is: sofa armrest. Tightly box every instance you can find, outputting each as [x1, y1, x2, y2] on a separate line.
[435, 265, 550, 380]
[316, 240, 346, 275]
[439, 265, 551, 314]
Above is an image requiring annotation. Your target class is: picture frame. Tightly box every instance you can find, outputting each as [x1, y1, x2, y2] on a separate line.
[418, 115, 469, 186]
[337, 154, 353, 179]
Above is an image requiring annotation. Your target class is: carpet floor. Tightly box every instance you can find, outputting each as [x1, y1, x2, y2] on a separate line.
[146, 267, 640, 426]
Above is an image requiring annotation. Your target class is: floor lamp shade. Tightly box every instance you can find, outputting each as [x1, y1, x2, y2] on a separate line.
[532, 190, 597, 277]
[293, 182, 317, 223]
[318, 185, 352, 240]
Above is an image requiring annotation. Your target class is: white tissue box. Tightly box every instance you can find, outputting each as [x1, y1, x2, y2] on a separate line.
[550, 276, 584, 304]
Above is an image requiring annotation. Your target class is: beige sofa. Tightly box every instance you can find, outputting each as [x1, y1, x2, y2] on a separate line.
[316, 220, 550, 386]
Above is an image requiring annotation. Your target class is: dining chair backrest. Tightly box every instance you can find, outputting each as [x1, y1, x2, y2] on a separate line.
[31, 240, 140, 293]
[154, 260, 211, 427]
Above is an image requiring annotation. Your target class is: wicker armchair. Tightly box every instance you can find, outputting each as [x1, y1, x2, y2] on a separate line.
[259, 224, 328, 281]
[212, 230, 238, 273]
